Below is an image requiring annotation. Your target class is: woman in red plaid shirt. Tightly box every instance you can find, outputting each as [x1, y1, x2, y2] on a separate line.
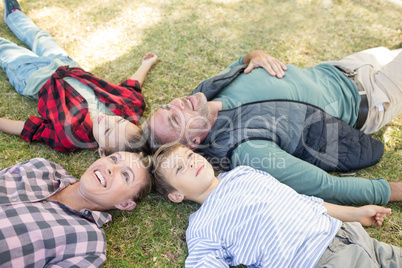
[0, 0, 157, 155]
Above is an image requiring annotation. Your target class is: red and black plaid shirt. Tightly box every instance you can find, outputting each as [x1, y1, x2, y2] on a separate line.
[20, 66, 145, 153]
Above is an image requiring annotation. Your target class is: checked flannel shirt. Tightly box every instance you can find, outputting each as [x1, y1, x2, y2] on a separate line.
[0, 158, 112, 268]
[20, 66, 146, 153]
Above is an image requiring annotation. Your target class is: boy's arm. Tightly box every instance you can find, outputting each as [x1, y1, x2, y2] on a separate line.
[129, 52, 158, 86]
[324, 202, 392, 227]
[0, 118, 25, 136]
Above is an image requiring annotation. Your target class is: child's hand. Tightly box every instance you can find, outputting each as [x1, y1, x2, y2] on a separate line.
[129, 52, 158, 85]
[356, 205, 391, 227]
[142, 52, 158, 67]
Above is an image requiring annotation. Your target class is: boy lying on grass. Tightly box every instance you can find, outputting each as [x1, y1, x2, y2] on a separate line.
[0, 0, 157, 155]
[152, 143, 401, 268]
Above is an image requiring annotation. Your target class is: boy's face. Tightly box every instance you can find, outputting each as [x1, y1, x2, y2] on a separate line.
[162, 146, 216, 202]
[92, 114, 139, 152]
[80, 152, 147, 210]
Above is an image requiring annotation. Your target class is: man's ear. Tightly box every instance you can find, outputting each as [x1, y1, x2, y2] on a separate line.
[168, 192, 184, 203]
[98, 148, 106, 157]
[187, 136, 201, 150]
[115, 200, 136, 211]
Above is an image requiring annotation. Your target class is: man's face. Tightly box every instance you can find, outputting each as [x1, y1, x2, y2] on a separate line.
[92, 114, 140, 152]
[161, 146, 215, 201]
[149, 93, 210, 146]
[80, 152, 147, 210]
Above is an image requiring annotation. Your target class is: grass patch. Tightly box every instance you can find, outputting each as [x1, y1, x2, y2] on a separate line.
[1, 0, 401, 266]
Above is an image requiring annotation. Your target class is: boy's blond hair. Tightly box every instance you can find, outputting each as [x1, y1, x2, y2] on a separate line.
[151, 142, 186, 199]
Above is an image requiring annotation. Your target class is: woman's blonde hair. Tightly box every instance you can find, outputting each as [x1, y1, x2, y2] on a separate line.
[132, 152, 153, 202]
[102, 125, 151, 156]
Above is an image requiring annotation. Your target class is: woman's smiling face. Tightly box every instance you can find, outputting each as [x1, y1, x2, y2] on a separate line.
[79, 152, 148, 210]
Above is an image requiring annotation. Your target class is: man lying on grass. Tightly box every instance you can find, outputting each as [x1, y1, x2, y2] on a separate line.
[152, 143, 401, 268]
[0, 152, 152, 267]
[144, 47, 402, 206]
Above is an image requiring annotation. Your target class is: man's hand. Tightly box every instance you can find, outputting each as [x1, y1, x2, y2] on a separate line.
[355, 205, 392, 227]
[243, 50, 287, 78]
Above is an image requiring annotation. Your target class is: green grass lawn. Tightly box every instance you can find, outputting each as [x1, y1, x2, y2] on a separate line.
[0, 0, 401, 267]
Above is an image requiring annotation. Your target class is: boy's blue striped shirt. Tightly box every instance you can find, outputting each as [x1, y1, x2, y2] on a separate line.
[185, 166, 342, 267]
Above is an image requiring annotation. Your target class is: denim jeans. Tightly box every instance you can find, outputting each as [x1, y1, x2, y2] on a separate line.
[0, 11, 77, 95]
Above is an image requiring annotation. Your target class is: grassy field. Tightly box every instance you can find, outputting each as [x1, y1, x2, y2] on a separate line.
[0, 0, 401, 267]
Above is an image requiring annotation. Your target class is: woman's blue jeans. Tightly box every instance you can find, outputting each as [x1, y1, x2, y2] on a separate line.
[0, 11, 77, 95]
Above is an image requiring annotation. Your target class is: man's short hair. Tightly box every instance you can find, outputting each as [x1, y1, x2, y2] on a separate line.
[151, 142, 185, 199]
[142, 118, 165, 154]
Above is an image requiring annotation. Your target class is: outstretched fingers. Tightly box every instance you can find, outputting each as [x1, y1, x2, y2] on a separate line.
[243, 50, 287, 78]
